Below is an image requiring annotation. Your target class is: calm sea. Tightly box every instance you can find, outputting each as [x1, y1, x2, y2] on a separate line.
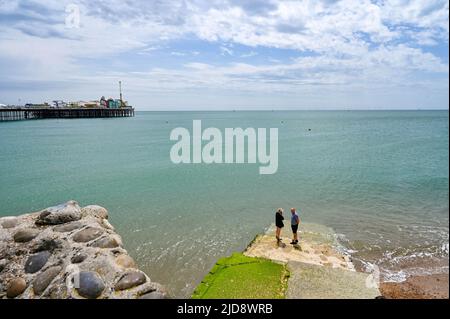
[0, 110, 448, 297]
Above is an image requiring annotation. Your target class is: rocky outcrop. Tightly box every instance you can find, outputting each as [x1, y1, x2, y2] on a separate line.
[0, 201, 166, 299]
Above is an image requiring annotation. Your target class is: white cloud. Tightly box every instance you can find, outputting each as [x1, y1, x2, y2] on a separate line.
[0, 0, 448, 109]
[170, 51, 187, 56]
[240, 51, 258, 58]
[220, 46, 234, 56]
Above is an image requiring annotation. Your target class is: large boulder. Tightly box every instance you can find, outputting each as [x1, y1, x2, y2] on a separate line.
[32, 266, 62, 295]
[81, 205, 108, 219]
[24, 251, 51, 274]
[6, 278, 27, 298]
[139, 291, 167, 299]
[53, 221, 83, 233]
[36, 201, 81, 225]
[72, 227, 103, 243]
[13, 228, 39, 243]
[90, 235, 121, 248]
[115, 271, 147, 291]
[0, 201, 168, 299]
[76, 271, 105, 299]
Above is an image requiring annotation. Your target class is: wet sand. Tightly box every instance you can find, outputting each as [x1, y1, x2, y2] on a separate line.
[380, 274, 449, 299]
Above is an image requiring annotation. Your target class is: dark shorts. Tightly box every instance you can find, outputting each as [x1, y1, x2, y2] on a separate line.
[291, 224, 298, 234]
[276, 223, 284, 228]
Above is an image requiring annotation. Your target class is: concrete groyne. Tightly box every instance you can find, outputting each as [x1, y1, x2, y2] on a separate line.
[193, 223, 381, 299]
[244, 224, 381, 299]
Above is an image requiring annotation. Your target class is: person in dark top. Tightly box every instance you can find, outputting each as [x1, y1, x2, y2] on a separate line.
[290, 207, 300, 245]
[275, 208, 284, 243]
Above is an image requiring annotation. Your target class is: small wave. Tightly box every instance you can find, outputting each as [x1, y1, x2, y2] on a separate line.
[442, 242, 449, 255]
[332, 228, 449, 284]
[382, 266, 450, 283]
[334, 233, 358, 254]
[382, 270, 409, 283]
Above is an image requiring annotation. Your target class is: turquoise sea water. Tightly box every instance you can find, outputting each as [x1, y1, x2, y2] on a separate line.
[0, 111, 448, 297]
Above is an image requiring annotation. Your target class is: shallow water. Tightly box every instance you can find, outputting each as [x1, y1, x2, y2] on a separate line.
[0, 110, 448, 297]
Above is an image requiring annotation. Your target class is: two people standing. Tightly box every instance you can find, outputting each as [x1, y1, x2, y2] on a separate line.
[275, 207, 300, 245]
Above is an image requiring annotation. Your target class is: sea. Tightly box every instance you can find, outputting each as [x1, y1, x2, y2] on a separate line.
[0, 110, 448, 297]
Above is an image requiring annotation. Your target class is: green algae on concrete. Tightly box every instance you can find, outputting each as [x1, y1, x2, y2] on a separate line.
[192, 253, 289, 299]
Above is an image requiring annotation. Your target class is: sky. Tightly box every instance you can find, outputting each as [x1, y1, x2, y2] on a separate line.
[0, 0, 448, 110]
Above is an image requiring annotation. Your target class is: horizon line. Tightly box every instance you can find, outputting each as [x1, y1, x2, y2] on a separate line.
[134, 108, 449, 112]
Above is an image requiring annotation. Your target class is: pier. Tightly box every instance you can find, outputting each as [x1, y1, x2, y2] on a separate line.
[0, 107, 134, 121]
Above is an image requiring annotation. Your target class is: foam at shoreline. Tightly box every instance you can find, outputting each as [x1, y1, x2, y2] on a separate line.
[334, 229, 449, 284]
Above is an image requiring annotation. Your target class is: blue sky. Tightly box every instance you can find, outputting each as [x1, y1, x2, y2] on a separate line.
[0, 0, 448, 110]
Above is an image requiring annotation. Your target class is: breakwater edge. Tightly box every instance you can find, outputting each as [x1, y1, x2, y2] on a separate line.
[0, 201, 166, 299]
